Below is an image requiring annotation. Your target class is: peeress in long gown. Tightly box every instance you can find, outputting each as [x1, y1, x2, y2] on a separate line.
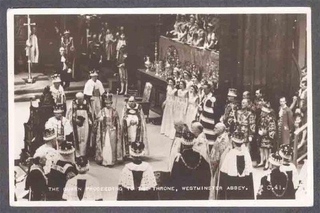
[185, 85, 199, 128]
[170, 81, 188, 139]
[161, 78, 177, 138]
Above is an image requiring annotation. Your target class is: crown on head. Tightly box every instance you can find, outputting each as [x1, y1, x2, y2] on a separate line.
[231, 131, 245, 144]
[278, 144, 293, 160]
[103, 92, 113, 103]
[58, 140, 75, 155]
[181, 129, 196, 146]
[43, 128, 56, 141]
[130, 141, 145, 157]
[51, 74, 61, 83]
[64, 30, 70, 34]
[89, 69, 99, 76]
[53, 104, 64, 114]
[268, 152, 283, 166]
[228, 88, 238, 97]
[76, 156, 89, 168]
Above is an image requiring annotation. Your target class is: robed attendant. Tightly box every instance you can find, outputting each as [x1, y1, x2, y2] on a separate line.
[25, 152, 48, 201]
[34, 128, 60, 175]
[63, 156, 103, 201]
[47, 141, 78, 201]
[117, 142, 158, 200]
[278, 144, 299, 194]
[235, 98, 256, 152]
[83, 69, 105, 119]
[49, 74, 66, 107]
[199, 83, 216, 149]
[209, 122, 232, 200]
[222, 88, 239, 135]
[257, 152, 296, 199]
[170, 129, 211, 200]
[25, 26, 39, 72]
[121, 96, 149, 158]
[217, 131, 255, 200]
[67, 92, 93, 157]
[45, 104, 73, 146]
[94, 92, 123, 166]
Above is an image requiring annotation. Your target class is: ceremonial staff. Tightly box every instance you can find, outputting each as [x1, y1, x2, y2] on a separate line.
[24, 15, 36, 84]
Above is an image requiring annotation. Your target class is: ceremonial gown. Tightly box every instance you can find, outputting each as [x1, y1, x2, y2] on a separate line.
[185, 93, 199, 129]
[34, 144, 60, 175]
[199, 92, 216, 145]
[84, 79, 105, 119]
[121, 104, 149, 157]
[50, 84, 66, 106]
[45, 117, 73, 143]
[236, 108, 256, 150]
[47, 160, 78, 201]
[257, 111, 276, 149]
[117, 162, 158, 200]
[256, 167, 296, 199]
[223, 101, 239, 134]
[63, 173, 103, 201]
[217, 147, 255, 200]
[170, 149, 211, 200]
[209, 132, 232, 199]
[95, 106, 123, 166]
[160, 86, 177, 138]
[25, 165, 48, 201]
[280, 162, 299, 192]
[27, 34, 39, 64]
[67, 99, 93, 157]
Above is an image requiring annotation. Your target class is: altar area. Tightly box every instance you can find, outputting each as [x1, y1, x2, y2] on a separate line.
[136, 36, 220, 114]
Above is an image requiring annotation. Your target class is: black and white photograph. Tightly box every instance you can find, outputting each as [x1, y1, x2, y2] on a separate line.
[8, 8, 313, 206]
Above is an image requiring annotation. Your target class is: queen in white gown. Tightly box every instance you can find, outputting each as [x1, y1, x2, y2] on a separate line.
[185, 85, 199, 128]
[161, 78, 177, 138]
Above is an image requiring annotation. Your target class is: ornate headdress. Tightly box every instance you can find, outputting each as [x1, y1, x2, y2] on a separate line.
[75, 156, 90, 173]
[268, 152, 283, 167]
[89, 69, 99, 77]
[58, 140, 75, 155]
[130, 141, 145, 157]
[64, 30, 70, 35]
[278, 144, 293, 161]
[53, 104, 64, 114]
[51, 74, 61, 83]
[75, 92, 84, 100]
[43, 128, 56, 141]
[231, 131, 245, 144]
[103, 92, 113, 103]
[181, 129, 196, 146]
[228, 88, 238, 97]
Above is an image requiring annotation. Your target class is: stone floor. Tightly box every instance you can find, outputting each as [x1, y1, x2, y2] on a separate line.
[13, 96, 271, 201]
[12, 74, 305, 202]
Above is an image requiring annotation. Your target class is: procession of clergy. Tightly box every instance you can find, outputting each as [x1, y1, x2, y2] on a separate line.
[25, 63, 308, 201]
[24, 18, 307, 201]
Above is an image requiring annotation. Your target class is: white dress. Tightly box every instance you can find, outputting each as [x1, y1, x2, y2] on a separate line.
[170, 89, 188, 139]
[83, 79, 105, 119]
[185, 93, 199, 128]
[160, 86, 177, 137]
